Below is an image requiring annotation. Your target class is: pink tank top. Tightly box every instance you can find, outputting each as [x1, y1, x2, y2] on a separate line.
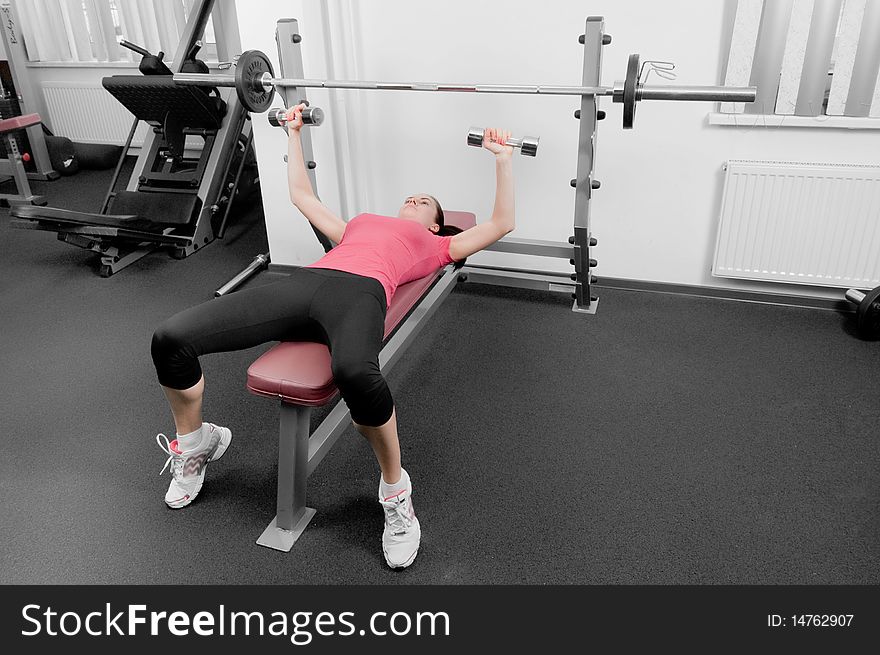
[304, 213, 457, 308]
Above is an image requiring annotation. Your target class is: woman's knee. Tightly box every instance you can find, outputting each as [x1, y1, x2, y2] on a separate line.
[332, 359, 379, 388]
[332, 359, 392, 423]
[151, 318, 202, 389]
[151, 319, 189, 361]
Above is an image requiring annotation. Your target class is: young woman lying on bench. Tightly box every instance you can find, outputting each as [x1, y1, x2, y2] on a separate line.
[150, 103, 516, 569]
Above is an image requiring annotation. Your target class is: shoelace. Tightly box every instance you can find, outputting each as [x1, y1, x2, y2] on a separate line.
[156, 433, 184, 479]
[380, 497, 413, 535]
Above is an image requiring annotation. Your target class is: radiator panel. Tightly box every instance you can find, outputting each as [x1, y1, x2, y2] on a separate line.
[713, 160, 880, 289]
[41, 82, 149, 146]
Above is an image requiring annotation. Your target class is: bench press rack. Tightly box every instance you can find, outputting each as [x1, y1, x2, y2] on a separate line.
[181, 17, 755, 314]
[239, 17, 756, 551]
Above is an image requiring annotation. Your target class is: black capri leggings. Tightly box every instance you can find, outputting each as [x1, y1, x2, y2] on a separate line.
[151, 267, 393, 427]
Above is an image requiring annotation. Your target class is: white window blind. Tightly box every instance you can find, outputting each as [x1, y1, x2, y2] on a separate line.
[719, 0, 880, 122]
[10, 0, 217, 63]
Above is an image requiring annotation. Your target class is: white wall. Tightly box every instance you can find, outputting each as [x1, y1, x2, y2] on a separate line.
[237, 0, 880, 299]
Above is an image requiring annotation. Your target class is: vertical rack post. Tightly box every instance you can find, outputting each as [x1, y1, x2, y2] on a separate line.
[275, 19, 334, 253]
[570, 16, 607, 314]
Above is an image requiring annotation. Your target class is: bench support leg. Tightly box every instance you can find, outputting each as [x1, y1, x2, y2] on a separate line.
[256, 403, 316, 551]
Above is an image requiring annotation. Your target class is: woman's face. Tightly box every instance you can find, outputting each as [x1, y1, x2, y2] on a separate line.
[398, 194, 440, 233]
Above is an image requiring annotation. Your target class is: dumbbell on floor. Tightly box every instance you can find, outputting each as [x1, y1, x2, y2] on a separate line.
[845, 286, 880, 339]
[467, 127, 539, 156]
[268, 106, 325, 127]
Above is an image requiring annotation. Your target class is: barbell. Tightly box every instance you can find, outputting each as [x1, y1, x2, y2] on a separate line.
[174, 50, 756, 129]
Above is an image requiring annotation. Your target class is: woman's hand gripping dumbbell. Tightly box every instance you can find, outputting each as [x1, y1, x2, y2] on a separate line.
[468, 127, 539, 156]
[269, 102, 325, 130]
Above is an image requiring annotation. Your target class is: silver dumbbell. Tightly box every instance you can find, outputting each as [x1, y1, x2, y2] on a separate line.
[467, 127, 539, 157]
[268, 105, 325, 127]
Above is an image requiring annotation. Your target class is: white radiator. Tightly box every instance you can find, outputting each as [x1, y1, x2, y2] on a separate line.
[41, 83, 150, 146]
[712, 160, 880, 289]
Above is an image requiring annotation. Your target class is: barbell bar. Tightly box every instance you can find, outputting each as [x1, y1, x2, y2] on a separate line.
[174, 49, 756, 129]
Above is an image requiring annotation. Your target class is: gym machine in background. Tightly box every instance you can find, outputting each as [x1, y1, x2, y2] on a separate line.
[174, 17, 756, 313]
[9, 0, 259, 277]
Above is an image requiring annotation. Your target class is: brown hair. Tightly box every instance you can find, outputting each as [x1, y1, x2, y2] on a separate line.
[425, 195, 467, 266]
[426, 195, 462, 237]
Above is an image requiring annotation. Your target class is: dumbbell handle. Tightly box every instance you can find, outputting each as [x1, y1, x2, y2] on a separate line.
[488, 135, 528, 148]
[268, 106, 324, 127]
[846, 289, 866, 304]
[468, 127, 531, 148]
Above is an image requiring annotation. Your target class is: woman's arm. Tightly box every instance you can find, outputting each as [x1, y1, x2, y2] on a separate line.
[286, 104, 347, 244]
[449, 128, 515, 261]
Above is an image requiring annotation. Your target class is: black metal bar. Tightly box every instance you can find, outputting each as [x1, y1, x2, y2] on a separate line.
[217, 122, 253, 239]
[100, 118, 139, 214]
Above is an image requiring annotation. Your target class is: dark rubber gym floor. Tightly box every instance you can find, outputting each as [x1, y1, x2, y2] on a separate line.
[1, 163, 878, 585]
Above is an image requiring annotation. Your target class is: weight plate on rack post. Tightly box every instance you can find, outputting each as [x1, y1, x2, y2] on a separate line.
[857, 285, 880, 339]
[234, 50, 275, 113]
[623, 53, 640, 129]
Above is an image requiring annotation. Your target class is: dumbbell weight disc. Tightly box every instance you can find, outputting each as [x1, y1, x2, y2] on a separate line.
[301, 107, 324, 125]
[520, 136, 539, 157]
[234, 50, 275, 112]
[467, 128, 484, 148]
[856, 285, 880, 339]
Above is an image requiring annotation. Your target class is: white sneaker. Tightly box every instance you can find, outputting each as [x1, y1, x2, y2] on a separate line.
[156, 423, 232, 509]
[380, 481, 421, 569]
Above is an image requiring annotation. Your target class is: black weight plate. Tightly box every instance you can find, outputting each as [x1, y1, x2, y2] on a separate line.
[623, 53, 639, 129]
[857, 285, 880, 338]
[234, 50, 274, 113]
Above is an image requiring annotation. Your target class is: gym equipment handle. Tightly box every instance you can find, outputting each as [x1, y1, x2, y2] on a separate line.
[215, 253, 270, 297]
[845, 289, 866, 304]
[120, 40, 152, 57]
[633, 85, 757, 103]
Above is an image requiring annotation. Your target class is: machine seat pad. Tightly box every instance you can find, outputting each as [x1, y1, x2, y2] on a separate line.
[102, 76, 225, 128]
[0, 113, 41, 133]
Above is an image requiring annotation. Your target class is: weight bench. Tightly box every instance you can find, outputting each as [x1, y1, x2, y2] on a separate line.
[246, 211, 475, 551]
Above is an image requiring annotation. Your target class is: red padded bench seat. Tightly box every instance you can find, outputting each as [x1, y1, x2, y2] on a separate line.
[0, 113, 41, 133]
